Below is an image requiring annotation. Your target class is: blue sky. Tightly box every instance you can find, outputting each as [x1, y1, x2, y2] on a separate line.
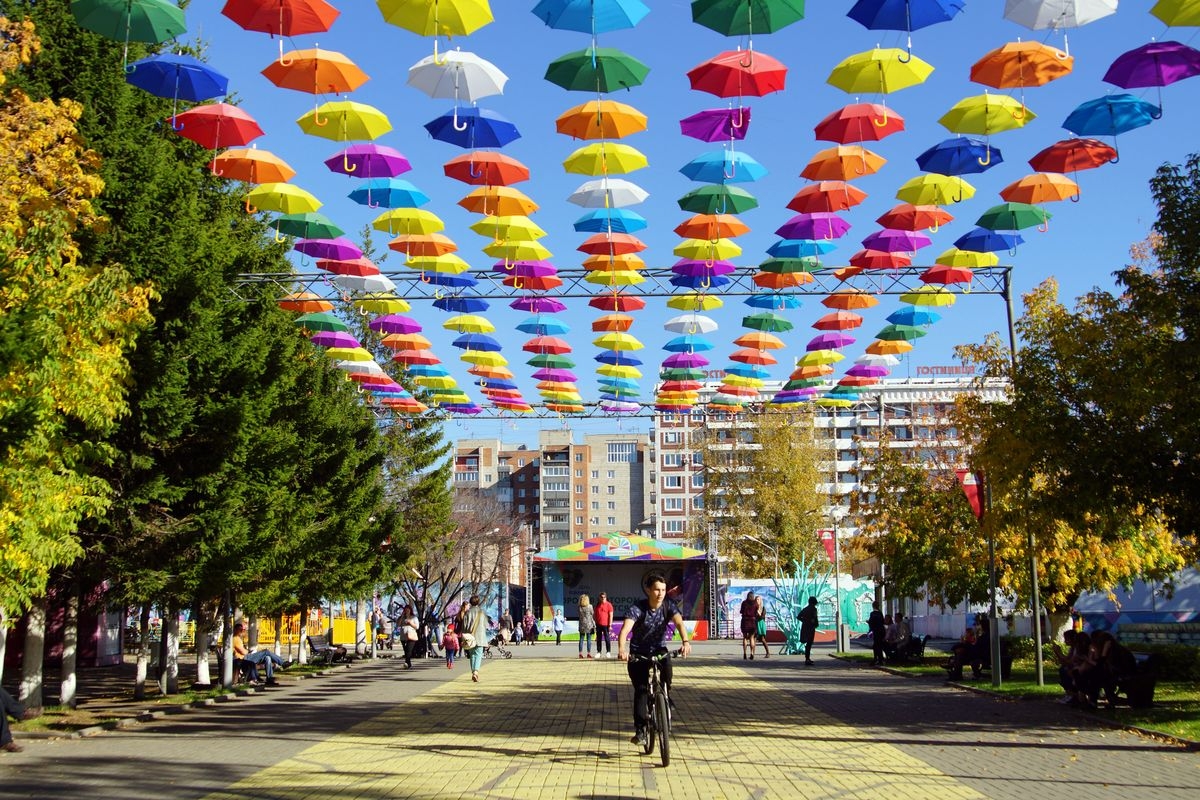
[179, 2, 1199, 444]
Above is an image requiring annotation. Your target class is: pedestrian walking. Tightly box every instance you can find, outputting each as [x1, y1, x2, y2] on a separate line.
[1, 686, 34, 753]
[868, 601, 887, 666]
[400, 606, 419, 670]
[462, 595, 489, 682]
[754, 594, 771, 659]
[522, 608, 539, 645]
[578, 594, 596, 659]
[552, 607, 566, 646]
[740, 591, 759, 660]
[798, 596, 819, 665]
[442, 625, 460, 669]
[594, 591, 615, 658]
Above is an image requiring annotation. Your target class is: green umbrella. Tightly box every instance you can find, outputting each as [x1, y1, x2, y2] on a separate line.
[274, 212, 345, 240]
[875, 324, 927, 342]
[758, 256, 821, 274]
[72, 0, 187, 65]
[677, 184, 758, 215]
[785, 378, 826, 389]
[692, 0, 806, 36]
[295, 311, 349, 333]
[527, 353, 575, 369]
[975, 202, 1051, 231]
[545, 47, 650, 93]
[601, 387, 641, 398]
[659, 367, 705, 381]
[742, 312, 794, 332]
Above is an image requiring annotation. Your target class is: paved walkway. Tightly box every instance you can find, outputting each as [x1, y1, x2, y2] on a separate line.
[2, 643, 1197, 799]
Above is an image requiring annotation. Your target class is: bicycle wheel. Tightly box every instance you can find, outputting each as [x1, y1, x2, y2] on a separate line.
[655, 690, 671, 767]
[643, 692, 656, 755]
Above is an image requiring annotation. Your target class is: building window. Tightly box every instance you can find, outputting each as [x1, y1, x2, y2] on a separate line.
[592, 485, 600, 493]
[454, 472, 478, 483]
[661, 453, 682, 467]
[575, 500, 584, 510]
[607, 517, 616, 526]
[607, 470, 616, 479]
[518, 458, 525, 467]
[575, 516, 584, 525]
[606, 485, 616, 495]
[607, 501, 616, 510]
[662, 475, 683, 489]
[543, 465, 569, 477]
[518, 489, 526, 498]
[575, 469, 583, 478]
[591, 501, 599, 510]
[575, 484, 583, 494]
[544, 481, 569, 492]
[692, 496, 705, 510]
[575, 452, 584, 462]
[591, 470, 599, 479]
[590, 517, 600, 525]
[664, 520, 685, 533]
[608, 442, 637, 463]
[663, 497, 684, 511]
[662, 431, 682, 444]
[691, 473, 705, 488]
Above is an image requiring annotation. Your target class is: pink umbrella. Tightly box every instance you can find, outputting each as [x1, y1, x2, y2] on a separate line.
[294, 237, 364, 261]
[679, 107, 752, 142]
[775, 212, 852, 240]
[847, 364, 890, 378]
[860, 229, 933, 253]
[492, 260, 558, 277]
[807, 332, 856, 351]
[369, 314, 422, 334]
[511, 296, 567, 313]
[309, 331, 360, 348]
[324, 143, 412, 178]
[663, 352, 710, 368]
[532, 368, 579, 382]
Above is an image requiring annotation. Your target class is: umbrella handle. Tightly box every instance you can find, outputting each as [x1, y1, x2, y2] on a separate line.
[873, 109, 889, 127]
[453, 107, 469, 132]
[420, 271, 429, 283]
[434, 288, 444, 300]
[1012, 105, 1027, 121]
[278, 39, 293, 67]
[738, 51, 754, 69]
[701, 277, 711, 289]
[1037, 220, 1049, 233]
[313, 110, 328, 127]
[731, 106, 746, 129]
[1070, 190, 1081, 203]
[513, 277, 524, 290]
[274, 228, 286, 243]
[977, 146, 991, 167]
[245, 201, 257, 214]
[929, 220, 940, 233]
[343, 152, 357, 173]
[723, 162, 737, 180]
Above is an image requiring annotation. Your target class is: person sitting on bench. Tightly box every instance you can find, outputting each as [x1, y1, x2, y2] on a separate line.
[233, 622, 291, 685]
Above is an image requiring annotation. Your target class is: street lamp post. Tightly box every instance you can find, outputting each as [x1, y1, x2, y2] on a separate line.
[739, 533, 780, 576]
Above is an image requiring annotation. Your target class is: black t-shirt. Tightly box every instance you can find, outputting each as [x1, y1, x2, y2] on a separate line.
[624, 598, 681, 655]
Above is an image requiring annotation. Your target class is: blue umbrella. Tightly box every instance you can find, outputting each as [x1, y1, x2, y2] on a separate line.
[349, 178, 430, 209]
[664, 334, 715, 352]
[475, 378, 518, 390]
[453, 333, 502, 351]
[767, 239, 838, 258]
[532, 0, 650, 33]
[1062, 94, 1161, 138]
[126, 53, 228, 123]
[670, 273, 733, 289]
[725, 365, 771, 379]
[600, 377, 641, 391]
[433, 296, 490, 313]
[954, 227, 1023, 253]
[745, 293, 802, 310]
[600, 391, 641, 402]
[595, 351, 643, 366]
[915, 137, 1003, 175]
[405, 365, 450, 377]
[573, 208, 648, 234]
[517, 316, 571, 335]
[424, 107, 521, 149]
[847, 0, 965, 57]
[425, 273, 478, 288]
[888, 307, 943, 326]
[679, 149, 769, 184]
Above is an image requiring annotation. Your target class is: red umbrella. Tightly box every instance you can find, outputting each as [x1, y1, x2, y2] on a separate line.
[221, 0, 340, 36]
[316, 257, 380, 276]
[444, 151, 530, 186]
[875, 203, 954, 232]
[686, 49, 788, 98]
[787, 181, 867, 213]
[813, 311, 864, 330]
[1028, 138, 1117, 173]
[523, 336, 572, 354]
[814, 103, 904, 143]
[589, 294, 646, 312]
[172, 103, 263, 149]
[729, 347, 778, 366]
[849, 249, 912, 269]
[577, 232, 647, 256]
[839, 375, 880, 387]
[920, 265, 975, 285]
[392, 349, 440, 365]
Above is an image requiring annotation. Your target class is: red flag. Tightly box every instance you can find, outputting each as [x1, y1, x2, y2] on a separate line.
[956, 469, 985, 520]
[818, 529, 836, 563]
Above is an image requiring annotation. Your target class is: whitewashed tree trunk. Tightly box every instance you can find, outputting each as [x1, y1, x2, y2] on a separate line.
[164, 613, 179, 694]
[194, 601, 212, 686]
[297, 604, 310, 666]
[60, 583, 79, 708]
[134, 604, 151, 700]
[0, 607, 9, 685]
[20, 600, 46, 711]
[273, 614, 284, 658]
[355, 600, 368, 657]
[248, 614, 259, 649]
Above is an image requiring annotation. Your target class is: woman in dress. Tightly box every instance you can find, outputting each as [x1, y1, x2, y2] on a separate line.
[577, 594, 596, 659]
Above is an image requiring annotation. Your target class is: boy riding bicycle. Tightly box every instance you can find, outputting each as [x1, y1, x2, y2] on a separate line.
[618, 573, 692, 747]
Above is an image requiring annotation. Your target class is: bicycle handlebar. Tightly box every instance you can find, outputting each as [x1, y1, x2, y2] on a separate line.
[629, 648, 685, 663]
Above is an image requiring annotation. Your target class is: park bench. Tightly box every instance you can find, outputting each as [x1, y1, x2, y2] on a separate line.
[306, 634, 348, 665]
[212, 646, 257, 684]
[1106, 651, 1159, 708]
[897, 634, 930, 663]
[944, 640, 1012, 681]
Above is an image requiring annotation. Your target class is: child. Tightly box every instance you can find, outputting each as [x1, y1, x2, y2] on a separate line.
[442, 624, 460, 669]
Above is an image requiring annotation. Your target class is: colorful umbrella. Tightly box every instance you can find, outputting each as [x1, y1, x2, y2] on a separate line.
[563, 142, 648, 175]
[221, 0, 340, 40]
[532, 0, 650, 32]
[888, 307, 943, 326]
[787, 181, 867, 213]
[687, 49, 788, 98]
[1152, 0, 1200, 26]
[325, 144, 411, 178]
[1028, 137, 1117, 172]
[776, 212, 851, 240]
[359, 294, 412, 314]
[308, 331, 359, 348]
[674, 213, 751, 240]
[915, 136, 1003, 174]
[875, 324, 927, 341]
[847, 0, 965, 58]
[263, 48, 369, 95]
[895, 173, 976, 205]
[742, 312, 793, 332]
[899, 286, 958, 306]
[295, 311, 349, 333]
[461, 186, 540, 216]
[523, 336, 573, 355]
[556, 100, 648, 140]
[372, 208, 443, 235]
[807, 332, 855, 351]
[594, 332, 644, 350]
[680, 107, 751, 142]
[545, 47, 650, 93]
[568, 178, 649, 207]
[744, 293, 800, 309]
[407, 49, 508, 103]
[73, 0, 186, 65]
[424, 107, 520, 149]
[318, 257, 378, 276]
[172, 103, 263, 149]
[591, 314, 634, 332]
[936, 247, 999, 267]
[378, 0, 494, 36]
[444, 151, 531, 186]
[674, 238, 742, 260]
[849, 248, 911, 268]
[1103, 40, 1200, 110]
[970, 40, 1073, 89]
[730, 348, 778, 365]
[444, 314, 496, 333]
[680, 149, 768, 183]
[298, 100, 392, 141]
[954, 227, 1024, 253]
[939, 93, 1035, 136]
[126, 54, 228, 123]
[664, 314, 719, 334]
[211, 148, 295, 183]
[280, 292, 334, 313]
[814, 102, 904, 143]
[472, 215, 547, 241]
[677, 184, 758, 214]
[876, 203, 953, 231]
[295, 237, 362, 261]
[1002, 0, 1117, 37]
[975, 202, 1052, 231]
[1062, 94, 1161, 137]
[766, 239, 836, 258]
[578, 233, 646, 256]
[814, 311, 863, 330]
[573, 208, 646, 233]
[666, 293, 723, 312]
[692, 0, 806, 35]
[390, 233, 459, 258]
[822, 290, 879, 310]
[861, 229, 932, 253]
[1000, 172, 1080, 204]
[350, 179, 430, 209]
[663, 334, 715, 353]
[920, 265, 976, 285]
[801, 145, 886, 180]
[245, 182, 321, 214]
[827, 47, 933, 94]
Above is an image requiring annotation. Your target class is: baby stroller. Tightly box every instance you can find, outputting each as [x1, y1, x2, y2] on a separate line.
[374, 617, 395, 650]
[482, 631, 513, 659]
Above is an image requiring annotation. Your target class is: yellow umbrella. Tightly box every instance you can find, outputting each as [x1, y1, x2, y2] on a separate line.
[458, 185, 540, 216]
[460, 350, 508, 366]
[556, 100, 648, 140]
[673, 238, 742, 261]
[899, 286, 957, 307]
[563, 142, 649, 175]
[297, 100, 393, 142]
[377, 0, 494, 36]
[469, 215, 547, 241]
[372, 208, 444, 235]
[939, 93, 1035, 136]
[827, 47, 934, 95]
[667, 293, 723, 311]
[797, 349, 845, 366]
[404, 254, 472, 274]
[723, 375, 765, 388]
[443, 314, 496, 333]
[357, 294, 411, 314]
[816, 397, 854, 408]
[416, 376, 458, 390]
[895, 174, 976, 206]
[483, 240, 553, 260]
[598, 364, 643, 379]
[584, 270, 645, 286]
[936, 248, 998, 268]
[593, 332, 644, 350]
[324, 347, 374, 362]
[245, 182, 321, 214]
[866, 339, 914, 355]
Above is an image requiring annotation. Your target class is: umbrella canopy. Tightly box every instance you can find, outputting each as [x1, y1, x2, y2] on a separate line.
[766, 239, 836, 258]
[895, 173, 976, 205]
[814, 102, 904, 143]
[73, 0, 186, 61]
[915, 136, 1003, 175]
[407, 48, 508, 102]
[975, 202, 1052, 230]
[734, 331, 785, 349]
[545, 46, 650, 93]
[680, 107, 751, 142]
[745, 292, 800, 310]
[939, 93, 1035, 135]
[822, 290, 880, 310]
[936, 247, 999, 267]
[370, 314, 423, 335]
[523, 335, 573, 354]
[899, 285, 959, 306]
[127, 53, 228, 105]
[664, 314, 719, 334]
[563, 142, 648, 175]
[295, 237, 362, 261]
[954, 227, 1024, 252]
[848, 0, 965, 32]
[245, 182, 321, 214]
[1152, 0, 1200, 26]
[357, 294, 411, 314]
[263, 48, 368, 95]
[568, 178, 649, 207]
[680, 149, 768, 183]
[807, 332, 855, 351]
[1062, 94, 1161, 137]
[308, 330, 359, 348]
[279, 291, 334, 313]
[424, 107, 520, 149]
[377, 0, 494, 36]
[591, 314, 634, 332]
[461, 185, 540, 216]
[742, 312, 793, 332]
[875, 324, 927, 341]
[677, 184, 758, 214]
[593, 332, 644, 350]
[787, 181, 867, 213]
[691, 0, 806, 35]
[532, 0, 650, 32]
[444, 314, 496, 333]
[221, 0, 339, 37]
[663, 334, 715, 353]
[827, 47, 934, 94]
[801, 145, 886, 180]
[674, 213, 751, 240]
[556, 99, 648, 140]
[687, 49, 788, 98]
[921, 264, 976, 285]
[1000, 172, 1079, 203]
[390, 233, 459, 258]
[318, 255, 380, 275]
[667, 293, 723, 311]
[776, 212, 851, 240]
[173, 103, 263, 149]
[861, 229, 932, 253]
[876, 203, 953, 231]
[295, 311, 349, 333]
[1003, 0, 1117, 31]
[212, 148, 295, 184]
[372, 207, 443, 236]
[814, 311, 864, 330]
[1028, 137, 1117, 172]
[350, 178, 430, 209]
[888, 307, 943, 326]
[849, 248, 912, 269]
[1105, 39, 1200, 94]
[324, 143, 411, 178]
[731, 348, 779, 365]
[298, 100, 392, 141]
[473, 215, 546, 242]
[574, 207, 647, 233]
[452, 333, 502, 351]
[971, 40, 1073, 89]
[674, 238, 742, 261]
[444, 151, 530, 186]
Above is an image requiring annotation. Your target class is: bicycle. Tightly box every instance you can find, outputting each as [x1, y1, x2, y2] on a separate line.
[630, 648, 681, 767]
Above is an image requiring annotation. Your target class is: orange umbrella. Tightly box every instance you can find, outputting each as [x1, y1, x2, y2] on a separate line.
[673, 213, 751, 240]
[754, 272, 813, 289]
[718, 384, 760, 397]
[458, 185, 539, 215]
[504, 274, 563, 291]
[920, 265, 975, 286]
[730, 348, 778, 365]
[790, 364, 835, 379]
[389, 233, 457, 257]
[875, 203, 954, 232]
[278, 291, 332, 313]
[787, 180, 868, 213]
[733, 332, 785, 349]
[866, 339, 914, 355]
[970, 41, 1073, 89]
[468, 365, 514, 379]
[801, 146, 886, 181]
[999, 173, 1080, 204]
[444, 151, 530, 186]
[382, 333, 432, 349]
[814, 311, 864, 330]
[822, 290, 880, 310]
[210, 148, 295, 183]
[556, 100, 648, 140]
[834, 266, 865, 280]
[840, 376, 880, 387]
[317, 257, 380, 276]
[577, 232, 647, 256]
[262, 48, 369, 95]
[582, 253, 646, 271]
[592, 313, 636, 332]
[393, 349, 441, 365]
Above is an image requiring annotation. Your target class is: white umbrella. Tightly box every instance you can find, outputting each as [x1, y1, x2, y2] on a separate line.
[332, 274, 397, 293]
[335, 359, 385, 375]
[663, 314, 718, 334]
[406, 49, 508, 103]
[854, 353, 902, 367]
[567, 178, 649, 208]
[1002, 0, 1117, 51]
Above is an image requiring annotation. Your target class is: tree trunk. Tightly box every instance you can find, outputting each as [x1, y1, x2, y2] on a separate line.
[0, 607, 9, 685]
[273, 613, 284, 658]
[59, 580, 80, 708]
[20, 599, 47, 711]
[248, 614, 259, 649]
[1046, 610, 1073, 643]
[162, 609, 179, 695]
[193, 599, 212, 687]
[220, 592, 234, 689]
[355, 599, 368, 657]
[297, 604, 309, 666]
[134, 604, 151, 701]
[156, 606, 170, 694]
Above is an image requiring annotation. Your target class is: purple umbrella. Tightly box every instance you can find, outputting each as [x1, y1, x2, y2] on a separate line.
[294, 237, 364, 261]
[679, 107, 751, 142]
[1104, 41, 1200, 89]
[847, 363, 891, 378]
[775, 212, 852, 241]
[369, 314, 422, 334]
[602, 401, 641, 413]
[861, 229, 932, 253]
[807, 333, 856, 351]
[492, 260, 558, 277]
[511, 295, 567, 313]
[671, 259, 737, 277]
[309, 331, 360, 348]
[663, 352, 710, 368]
[324, 144, 412, 178]
[532, 368, 578, 382]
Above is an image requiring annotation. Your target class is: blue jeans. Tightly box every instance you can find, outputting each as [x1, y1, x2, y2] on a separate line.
[579, 632, 593, 654]
[468, 646, 484, 672]
[244, 650, 284, 680]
